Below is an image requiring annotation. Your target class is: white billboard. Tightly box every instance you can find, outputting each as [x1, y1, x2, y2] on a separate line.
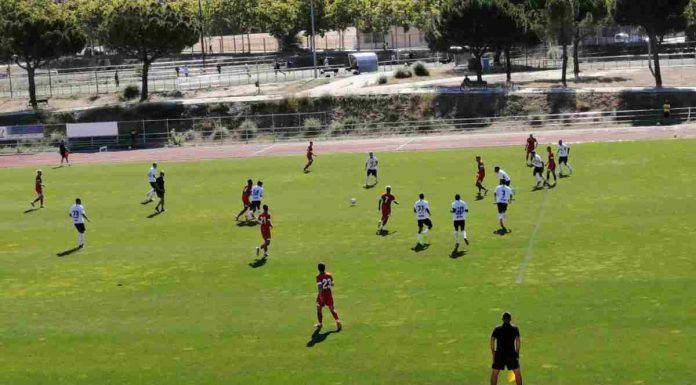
[66, 122, 118, 138]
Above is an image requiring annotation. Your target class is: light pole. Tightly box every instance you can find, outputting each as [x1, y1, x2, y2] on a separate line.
[310, 0, 318, 79]
[198, 0, 206, 70]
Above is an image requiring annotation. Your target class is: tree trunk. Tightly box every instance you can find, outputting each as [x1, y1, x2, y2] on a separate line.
[573, 30, 581, 79]
[494, 47, 502, 66]
[475, 53, 483, 82]
[505, 47, 512, 83]
[27, 65, 38, 109]
[341, 29, 345, 51]
[247, 33, 251, 53]
[140, 60, 150, 102]
[561, 43, 568, 87]
[649, 32, 663, 88]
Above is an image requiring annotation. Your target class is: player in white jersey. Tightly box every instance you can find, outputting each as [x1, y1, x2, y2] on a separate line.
[451, 194, 469, 249]
[557, 140, 573, 176]
[413, 193, 432, 245]
[143, 163, 158, 203]
[494, 183, 514, 233]
[494, 166, 511, 186]
[530, 151, 545, 189]
[69, 198, 90, 248]
[364, 152, 379, 187]
[250, 180, 265, 218]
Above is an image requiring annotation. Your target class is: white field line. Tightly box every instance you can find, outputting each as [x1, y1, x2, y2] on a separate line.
[396, 137, 417, 151]
[515, 189, 551, 284]
[252, 144, 277, 156]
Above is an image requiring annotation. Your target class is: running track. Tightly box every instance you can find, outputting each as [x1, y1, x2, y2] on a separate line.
[2, 124, 695, 169]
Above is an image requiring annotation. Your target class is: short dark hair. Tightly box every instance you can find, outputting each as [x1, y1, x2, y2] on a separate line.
[263, 204, 269, 211]
[258, 181, 263, 186]
[419, 193, 425, 199]
[247, 179, 253, 184]
[494, 166, 501, 172]
[318, 263, 326, 272]
[455, 194, 461, 200]
[502, 312, 512, 323]
[75, 198, 81, 204]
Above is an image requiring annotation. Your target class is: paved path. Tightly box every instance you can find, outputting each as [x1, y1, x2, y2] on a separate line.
[2, 124, 694, 169]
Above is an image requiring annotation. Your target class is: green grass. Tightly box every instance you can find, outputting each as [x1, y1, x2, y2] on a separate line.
[0, 139, 694, 385]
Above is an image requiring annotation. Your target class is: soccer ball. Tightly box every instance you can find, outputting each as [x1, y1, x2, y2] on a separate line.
[350, 198, 357, 206]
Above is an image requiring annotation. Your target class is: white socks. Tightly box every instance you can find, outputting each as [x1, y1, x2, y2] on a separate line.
[78, 233, 85, 246]
[454, 231, 468, 244]
[417, 233, 423, 243]
[146, 189, 154, 200]
[461, 230, 467, 240]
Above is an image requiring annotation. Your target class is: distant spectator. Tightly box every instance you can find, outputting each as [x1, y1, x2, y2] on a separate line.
[183, 65, 189, 78]
[274, 62, 285, 77]
[175, 66, 180, 77]
[114, 70, 120, 87]
[130, 129, 137, 149]
[663, 99, 671, 120]
[209, 44, 213, 54]
[255, 79, 260, 95]
[217, 64, 222, 74]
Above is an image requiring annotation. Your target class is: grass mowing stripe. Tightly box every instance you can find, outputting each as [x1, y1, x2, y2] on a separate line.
[515, 188, 551, 284]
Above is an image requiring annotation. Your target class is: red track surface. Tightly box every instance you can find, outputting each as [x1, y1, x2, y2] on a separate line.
[1, 124, 695, 169]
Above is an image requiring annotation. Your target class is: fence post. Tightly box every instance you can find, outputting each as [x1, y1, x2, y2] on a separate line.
[7, 65, 13, 98]
[688, 107, 692, 123]
[263, 38, 266, 53]
[95, 71, 99, 94]
[142, 120, 146, 146]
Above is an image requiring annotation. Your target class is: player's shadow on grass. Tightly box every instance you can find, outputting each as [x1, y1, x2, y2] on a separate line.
[23, 208, 40, 214]
[475, 194, 485, 201]
[249, 258, 267, 268]
[494, 228, 512, 236]
[147, 211, 163, 219]
[363, 183, 378, 190]
[306, 328, 340, 347]
[237, 220, 258, 227]
[377, 230, 397, 237]
[559, 174, 571, 179]
[56, 246, 81, 257]
[411, 243, 430, 252]
[450, 249, 467, 259]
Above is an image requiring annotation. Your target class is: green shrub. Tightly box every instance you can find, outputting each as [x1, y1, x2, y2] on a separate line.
[122, 85, 140, 100]
[303, 118, 323, 137]
[237, 119, 258, 141]
[394, 67, 412, 79]
[412, 62, 429, 76]
[327, 120, 344, 136]
[378, 75, 388, 85]
[209, 125, 231, 141]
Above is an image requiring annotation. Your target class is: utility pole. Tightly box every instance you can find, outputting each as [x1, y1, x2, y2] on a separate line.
[198, 0, 206, 70]
[310, 0, 318, 79]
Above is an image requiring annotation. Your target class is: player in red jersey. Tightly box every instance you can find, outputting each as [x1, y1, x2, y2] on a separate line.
[377, 185, 399, 233]
[315, 263, 342, 331]
[475, 156, 489, 197]
[30, 170, 45, 208]
[545, 146, 557, 186]
[255, 204, 273, 259]
[525, 134, 538, 163]
[235, 179, 254, 222]
[303, 141, 316, 173]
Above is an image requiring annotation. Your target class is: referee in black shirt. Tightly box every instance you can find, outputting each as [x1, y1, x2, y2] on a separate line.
[490, 312, 522, 385]
[155, 171, 165, 213]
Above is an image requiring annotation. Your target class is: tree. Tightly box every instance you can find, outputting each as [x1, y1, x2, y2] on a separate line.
[570, 0, 608, 78]
[546, 0, 574, 87]
[64, 0, 107, 55]
[327, 0, 361, 51]
[614, 0, 690, 87]
[686, 0, 696, 41]
[355, 0, 404, 50]
[426, 0, 511, 82]
[101, 0, 198, 101]
[209, 0, 259, 53]
[489, 0, 539, 82]
[0, 0, 86, 109]
[257, 0, 303, 50]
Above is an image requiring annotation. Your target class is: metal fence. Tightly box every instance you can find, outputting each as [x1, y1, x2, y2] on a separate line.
[1, 107, 692, 154]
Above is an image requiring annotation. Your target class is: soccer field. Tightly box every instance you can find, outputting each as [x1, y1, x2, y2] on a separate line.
[0, 139, 694, 385]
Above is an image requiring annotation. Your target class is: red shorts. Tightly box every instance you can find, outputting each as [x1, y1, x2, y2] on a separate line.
[316, 293, 334, 308]
[548, 162, 556, 171]
[307, 154, 313, 161]
[261, 228, 271, 241]
[35, 187, 43, 195]
[477, 173, 485, 183]
[242, 196, 250, 206]
[381, 207, 391, 219]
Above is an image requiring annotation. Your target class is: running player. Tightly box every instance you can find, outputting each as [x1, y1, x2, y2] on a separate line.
[250, 181, 264, 219]
[315, 263, 342, 331]
[525, 134, 538, 163]
[413, 193, 432, 245]
[557, 140, 573, 176]
[69, 198, 90, 248]
[59, 140, 70, 166]
[255, 204, 273, 259]
[30, 170, 45, 208]
[377, 185, 399, 233]
[154, 171, 165, 213]
[545, 146, 557, 186]
[235, 179, 254, 222]
[451, 194, 469, 250]
[143, 163, 158, 204]
[494, 182, 514, 233]
[303, 141, 316, 172]
[494, 166, 511, 186]
[530, 151, 545, 189]
[364, 152, 378, 187]
[475, 156, 489, 196]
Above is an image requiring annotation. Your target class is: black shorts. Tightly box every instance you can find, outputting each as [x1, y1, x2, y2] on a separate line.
[417, 218, 433, 230]
[250, 201, 261, 211]
[453, 220, 466, 231]
[156, 190, 165, 199]
[367, 169, 377, 177]
[497, 203, 508, 214]
[500, 179, 511, 186]
[492, 353, 520, 370]
[559, 156, 568, 164]
[149, 182, 157, 189]
[74, 223, 86, 233]
[533, 166, 543, 175]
